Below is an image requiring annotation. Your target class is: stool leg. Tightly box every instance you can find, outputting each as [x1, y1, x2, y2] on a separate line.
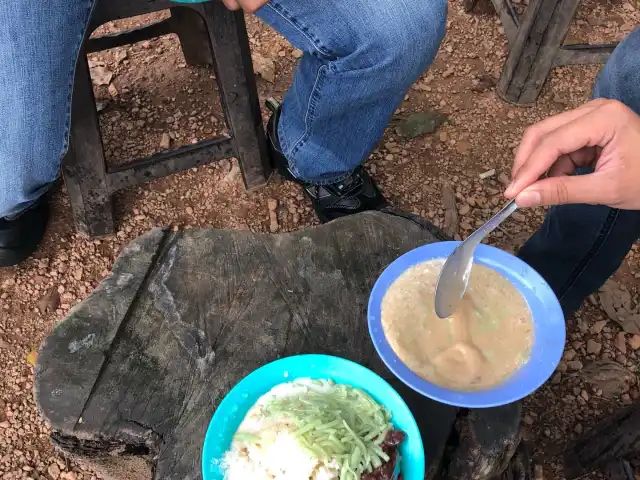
[170, 7, 212, 66]
[63, 52, 114, 237]
[497, 0, 580, 105]
[196, 3, 271, 190]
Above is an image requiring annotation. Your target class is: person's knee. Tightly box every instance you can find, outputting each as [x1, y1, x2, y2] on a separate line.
[593, 26, 640, 114]
[359, 0, 447, 82]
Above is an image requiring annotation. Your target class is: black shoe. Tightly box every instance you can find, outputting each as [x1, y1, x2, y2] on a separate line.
[0, 197, 49, 267]
[266, 99, 387, 223]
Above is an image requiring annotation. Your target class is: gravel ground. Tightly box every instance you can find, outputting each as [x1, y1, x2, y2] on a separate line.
[1, 1, 640, 479]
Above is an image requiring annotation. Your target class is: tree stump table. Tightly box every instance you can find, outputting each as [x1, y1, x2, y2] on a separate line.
[34, 210, 524, 480]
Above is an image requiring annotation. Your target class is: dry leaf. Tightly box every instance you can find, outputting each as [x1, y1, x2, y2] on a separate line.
[578, 360, 637, 397]
[114, 49, 128, 64]
[442, 182, 459, 238]
[252, 53, 275, 83]
[26, 348, 38, 367]
[90, 66, 113, 86]
[395, 110, 447, 139]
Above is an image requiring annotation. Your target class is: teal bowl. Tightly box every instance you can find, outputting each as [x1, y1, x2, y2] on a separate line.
[202, 354, 425, 480]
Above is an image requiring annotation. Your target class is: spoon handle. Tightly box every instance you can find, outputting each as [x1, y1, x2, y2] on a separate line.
[468, 199, 518, 243]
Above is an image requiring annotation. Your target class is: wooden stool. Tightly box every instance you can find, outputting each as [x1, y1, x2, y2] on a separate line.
[63, 0, 272, 237]
[465, 0, 618, 105]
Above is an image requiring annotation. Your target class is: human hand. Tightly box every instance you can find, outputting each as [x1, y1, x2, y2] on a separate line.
[504, 99, 640, 210]
[221, 0, 268, 13]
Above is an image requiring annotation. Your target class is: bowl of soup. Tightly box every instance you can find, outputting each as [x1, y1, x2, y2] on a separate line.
[368, 241, 565, 408]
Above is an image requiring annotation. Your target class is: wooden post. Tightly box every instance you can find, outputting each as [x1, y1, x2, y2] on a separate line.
[197, 2, 272, 190]
[497, 0, 581, 105]
[170, 7, 213, 66]
[63, 52, 115, 237]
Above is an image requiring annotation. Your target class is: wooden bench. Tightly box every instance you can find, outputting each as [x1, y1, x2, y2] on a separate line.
[34, 210, 529, 479]
[64, 0, 271, 237]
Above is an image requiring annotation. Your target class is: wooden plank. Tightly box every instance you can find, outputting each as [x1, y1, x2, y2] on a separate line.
[488, 0, 521, 45]
[554, 43, 616, 67]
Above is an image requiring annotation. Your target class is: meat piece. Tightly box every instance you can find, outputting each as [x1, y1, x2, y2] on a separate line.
[361, 430, 406, 480]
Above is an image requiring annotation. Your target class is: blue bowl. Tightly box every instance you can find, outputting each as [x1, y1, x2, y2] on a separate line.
[368, 241, 565, 408]
[202, 354, 425, 480]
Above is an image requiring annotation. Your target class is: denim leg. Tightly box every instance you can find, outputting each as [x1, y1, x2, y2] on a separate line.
[0, 0, 95, 219]
[256, 0, 447, 184]
[517, 26, 640, 317]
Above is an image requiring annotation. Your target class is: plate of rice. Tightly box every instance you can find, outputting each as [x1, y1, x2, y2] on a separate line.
[202, 354, 424, 480]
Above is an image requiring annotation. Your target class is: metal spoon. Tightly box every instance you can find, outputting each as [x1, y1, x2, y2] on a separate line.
[434, 199, 518, 319]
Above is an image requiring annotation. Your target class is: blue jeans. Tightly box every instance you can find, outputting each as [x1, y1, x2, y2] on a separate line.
[0, 0, 447, 219]
[518, 26, 640, 317]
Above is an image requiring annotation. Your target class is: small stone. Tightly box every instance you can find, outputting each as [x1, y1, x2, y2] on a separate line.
[269, 211, 279, 233]
[498, 172, 510, 186]
[534, 464, 544, 480]
[581, 389, 590, 402]
[442, 68, 454, 78]
[160, 133, 171, 150]
[511, 212, 526, 222]
[185, 206, 194, 215]
[456, 140, 472, 155]
[479, 169, 495, 179]
[615, 332, 627, 354]
[523, 414, 534, 425]
[590, 320, 608, 334]
[567, 360, 583, 371]
[586, 339, 602, 355]
[108, 83, 118, 97]
[48, 463, 61, 479]
[292, 49, 303, 59]
[556, 361, 568, 373]
[439, 131, 448, 142]
[564, 349, 577, 361]
[267, 198, 278, 212]
[458, 204, 470, 215]
[629, 334, 640, 350]
[73, 268, 83, 281]
[621, 393, 633, 405]
[574, 423, 583, 434]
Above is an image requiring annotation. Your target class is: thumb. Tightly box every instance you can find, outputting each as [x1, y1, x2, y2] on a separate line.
[514, 174, 603, 207]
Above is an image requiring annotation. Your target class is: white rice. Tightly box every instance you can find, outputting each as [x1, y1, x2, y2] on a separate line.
[222, 379, 341, 480]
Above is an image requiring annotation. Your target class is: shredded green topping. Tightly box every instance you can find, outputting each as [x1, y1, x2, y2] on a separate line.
[241, 380, 394, 480]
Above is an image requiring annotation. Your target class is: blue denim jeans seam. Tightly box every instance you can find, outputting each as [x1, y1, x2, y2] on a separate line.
[283, 65, 354, 185]
[60, 0, 97, 158]
[264, 2, 335, 58]
[555, 207, 620, 301]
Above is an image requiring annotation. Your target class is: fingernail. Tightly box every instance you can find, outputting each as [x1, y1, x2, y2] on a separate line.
[515, 190, 541, 207]
[504, 183, 514, 196]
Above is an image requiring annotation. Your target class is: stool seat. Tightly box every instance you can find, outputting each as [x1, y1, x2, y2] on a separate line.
[63, 0, 272, 237]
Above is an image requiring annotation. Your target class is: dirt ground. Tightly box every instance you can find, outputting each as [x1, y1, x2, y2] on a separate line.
[2, 1, 640, 479]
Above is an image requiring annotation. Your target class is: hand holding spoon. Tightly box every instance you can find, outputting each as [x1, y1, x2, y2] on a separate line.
[434, 199, 518, 319]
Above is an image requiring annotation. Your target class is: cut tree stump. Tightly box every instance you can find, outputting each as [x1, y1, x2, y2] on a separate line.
[564, 402, 640, 479]
[34, 210, 522, 479]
